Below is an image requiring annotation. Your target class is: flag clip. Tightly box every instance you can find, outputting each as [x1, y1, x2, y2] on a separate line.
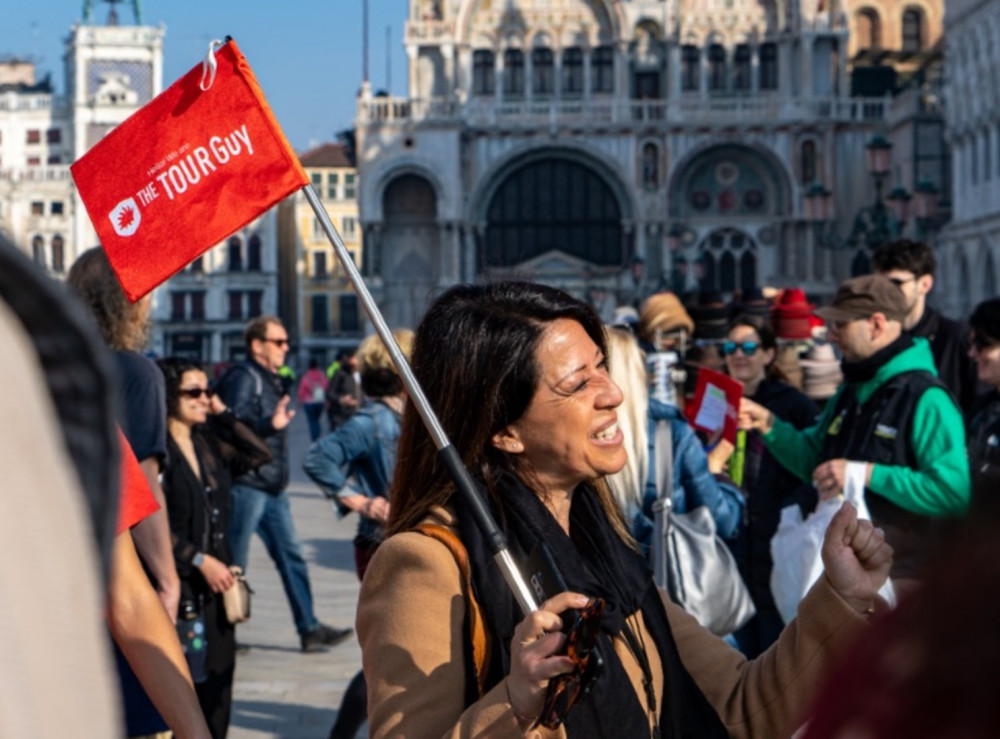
[199, 39, 225, 91]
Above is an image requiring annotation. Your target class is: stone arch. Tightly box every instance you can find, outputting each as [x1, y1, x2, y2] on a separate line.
[468, 143, 634, 226]
[667, 142, 793, 218]
[379, 173, 440, 327]
[478, 155, 628, 272]
[366, 159, 448, 224]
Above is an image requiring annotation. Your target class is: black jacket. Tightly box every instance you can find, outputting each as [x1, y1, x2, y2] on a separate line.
[910, 306, 978, 415]
[162, 412, 271, 601]
[215, 360, 288, 494]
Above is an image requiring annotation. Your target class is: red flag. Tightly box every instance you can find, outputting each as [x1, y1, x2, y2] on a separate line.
[71, 39, 308, 301]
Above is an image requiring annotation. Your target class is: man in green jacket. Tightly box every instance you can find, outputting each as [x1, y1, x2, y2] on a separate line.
[740, 274, 969, 590]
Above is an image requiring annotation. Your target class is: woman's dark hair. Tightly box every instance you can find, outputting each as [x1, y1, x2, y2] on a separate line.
[727, 313, 789, 383]
[969, 298, 1000, 347]
[157, 357, 205, 417]
[388, 281, 628, 541]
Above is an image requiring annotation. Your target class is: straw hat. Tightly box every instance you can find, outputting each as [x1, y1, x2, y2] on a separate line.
[639, 292, 694, 344]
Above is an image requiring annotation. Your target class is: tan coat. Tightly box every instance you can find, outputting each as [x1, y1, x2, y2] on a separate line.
[358, 506, 866, 739]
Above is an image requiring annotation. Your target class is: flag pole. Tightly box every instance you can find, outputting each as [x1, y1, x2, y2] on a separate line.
[302, 184, 539, 615]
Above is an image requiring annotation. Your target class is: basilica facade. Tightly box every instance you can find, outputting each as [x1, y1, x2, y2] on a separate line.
[356, 0, 943, 327]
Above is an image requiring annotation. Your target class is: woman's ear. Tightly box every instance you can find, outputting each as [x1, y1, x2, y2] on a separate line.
[490, 427, 523, 454]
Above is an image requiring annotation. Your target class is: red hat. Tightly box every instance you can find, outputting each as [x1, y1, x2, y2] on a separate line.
[772, 288, 816, 340]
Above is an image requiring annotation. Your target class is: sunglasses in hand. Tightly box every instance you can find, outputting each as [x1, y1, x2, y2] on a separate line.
[536, 597, 606, 730]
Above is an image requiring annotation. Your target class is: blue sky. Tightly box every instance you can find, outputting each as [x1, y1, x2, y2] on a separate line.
[0, 0, 409, 151]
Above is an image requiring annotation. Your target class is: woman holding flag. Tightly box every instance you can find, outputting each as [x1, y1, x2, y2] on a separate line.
[356, 282, 892, 738]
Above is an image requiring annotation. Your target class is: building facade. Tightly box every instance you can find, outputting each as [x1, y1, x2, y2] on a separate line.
[356, 0, 944, 328]
[936, 0, 1000, 318]
[277, 142, 366, 369]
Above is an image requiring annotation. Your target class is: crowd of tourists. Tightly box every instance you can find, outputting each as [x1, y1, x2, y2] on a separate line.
[2, 231, 998, 739]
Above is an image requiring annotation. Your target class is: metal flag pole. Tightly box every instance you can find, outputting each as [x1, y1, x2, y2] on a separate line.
[302, 184, 539, 615]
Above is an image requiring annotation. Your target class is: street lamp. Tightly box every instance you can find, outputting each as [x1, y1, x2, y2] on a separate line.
[804, 134, 906, 252]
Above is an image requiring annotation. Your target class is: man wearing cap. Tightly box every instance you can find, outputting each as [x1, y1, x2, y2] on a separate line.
[739, 274, 970, 592]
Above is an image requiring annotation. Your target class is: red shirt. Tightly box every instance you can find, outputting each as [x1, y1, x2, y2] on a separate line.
[115, 427, 160, 534]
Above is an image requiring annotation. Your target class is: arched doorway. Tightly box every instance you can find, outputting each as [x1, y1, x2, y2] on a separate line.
[380, 173, 439, 327]
[483, 157, 623, 271]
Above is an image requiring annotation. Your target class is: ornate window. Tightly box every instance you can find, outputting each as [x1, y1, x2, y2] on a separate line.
[642, 143, 659, 189]
[856, 8, 882, 50]
[682, 45, 700, 91]
[31, 235, 45, 267]
[532, 48, 554, 96]
[697, 229, 757, 293]
[902, 7, 923, 52]
[708, 44, 727, 91]
[503, 49, 525, 97]
[247, 234, 262, 271]
[51, 235, 64, 272]
[562, 47, 584, 96]
[473, 50, 495, 96]
[591, 46, 614, 93]
[800, 140, 817, 184]
[733, 44, 751, 91]
[228, 236, 243, 271]
[760, 43, 778, 90]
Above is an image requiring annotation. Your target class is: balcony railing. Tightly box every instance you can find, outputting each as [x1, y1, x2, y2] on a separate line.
[0, 166, 72, 182]
[358, 94, 890, 128]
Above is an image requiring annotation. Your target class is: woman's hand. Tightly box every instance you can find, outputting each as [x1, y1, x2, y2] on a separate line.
[506, 592, 591, 727]
[706, 438, 735, 474]
[821, 501, 893, 614]
[208, 393, 227, 415]
[363, 496, 390, 523]
[271, 395, 295, 430]
[196, 554, 236, 593]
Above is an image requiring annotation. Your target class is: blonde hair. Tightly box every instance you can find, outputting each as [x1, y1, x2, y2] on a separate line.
[357, 328, 414, 374]
[604, 327, 650, 516]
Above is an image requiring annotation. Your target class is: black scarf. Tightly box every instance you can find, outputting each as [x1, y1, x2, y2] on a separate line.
[841, 334, 914, 384]
[453, 471, 728, 738]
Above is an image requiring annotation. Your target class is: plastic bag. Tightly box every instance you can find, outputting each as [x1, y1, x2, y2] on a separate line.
[770, 462, 896, 624]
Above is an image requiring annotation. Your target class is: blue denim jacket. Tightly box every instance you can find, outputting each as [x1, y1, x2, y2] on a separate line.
[630, 400, 745, 553]
[303, 401, 401, 541]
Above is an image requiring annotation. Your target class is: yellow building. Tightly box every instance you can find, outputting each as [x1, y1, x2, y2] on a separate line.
[278, 142, 364, 368]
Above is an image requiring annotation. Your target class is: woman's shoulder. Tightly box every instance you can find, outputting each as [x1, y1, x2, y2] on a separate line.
[360, 506, 465, 610]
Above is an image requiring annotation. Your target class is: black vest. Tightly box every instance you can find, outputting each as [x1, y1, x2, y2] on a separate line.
[821, 370, 947, 581]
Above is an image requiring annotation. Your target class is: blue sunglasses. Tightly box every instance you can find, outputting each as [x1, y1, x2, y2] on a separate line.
[720, 340, 760, 357]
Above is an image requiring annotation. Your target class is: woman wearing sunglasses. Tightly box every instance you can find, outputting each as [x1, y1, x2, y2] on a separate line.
[722, 315, 819, 657]
[357, 282, 891, 739]
[966, 298, 1000, 496]
[157, 357, 273, 738]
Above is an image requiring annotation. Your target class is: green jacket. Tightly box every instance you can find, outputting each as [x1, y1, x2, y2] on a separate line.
[764, 337, 970, 517]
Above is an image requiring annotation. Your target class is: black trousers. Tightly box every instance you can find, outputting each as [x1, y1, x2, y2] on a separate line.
[195, 592, 236, 739]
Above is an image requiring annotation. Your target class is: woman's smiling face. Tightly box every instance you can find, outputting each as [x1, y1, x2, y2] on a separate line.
[494, 319, 626, 497]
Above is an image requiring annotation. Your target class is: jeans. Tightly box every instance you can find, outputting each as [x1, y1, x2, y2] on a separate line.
[304, 402, 325, 441]
[229, 484, 318, 635]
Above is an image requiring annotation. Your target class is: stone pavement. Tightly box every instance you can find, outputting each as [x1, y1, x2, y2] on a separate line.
[228, 412, 368, 739]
